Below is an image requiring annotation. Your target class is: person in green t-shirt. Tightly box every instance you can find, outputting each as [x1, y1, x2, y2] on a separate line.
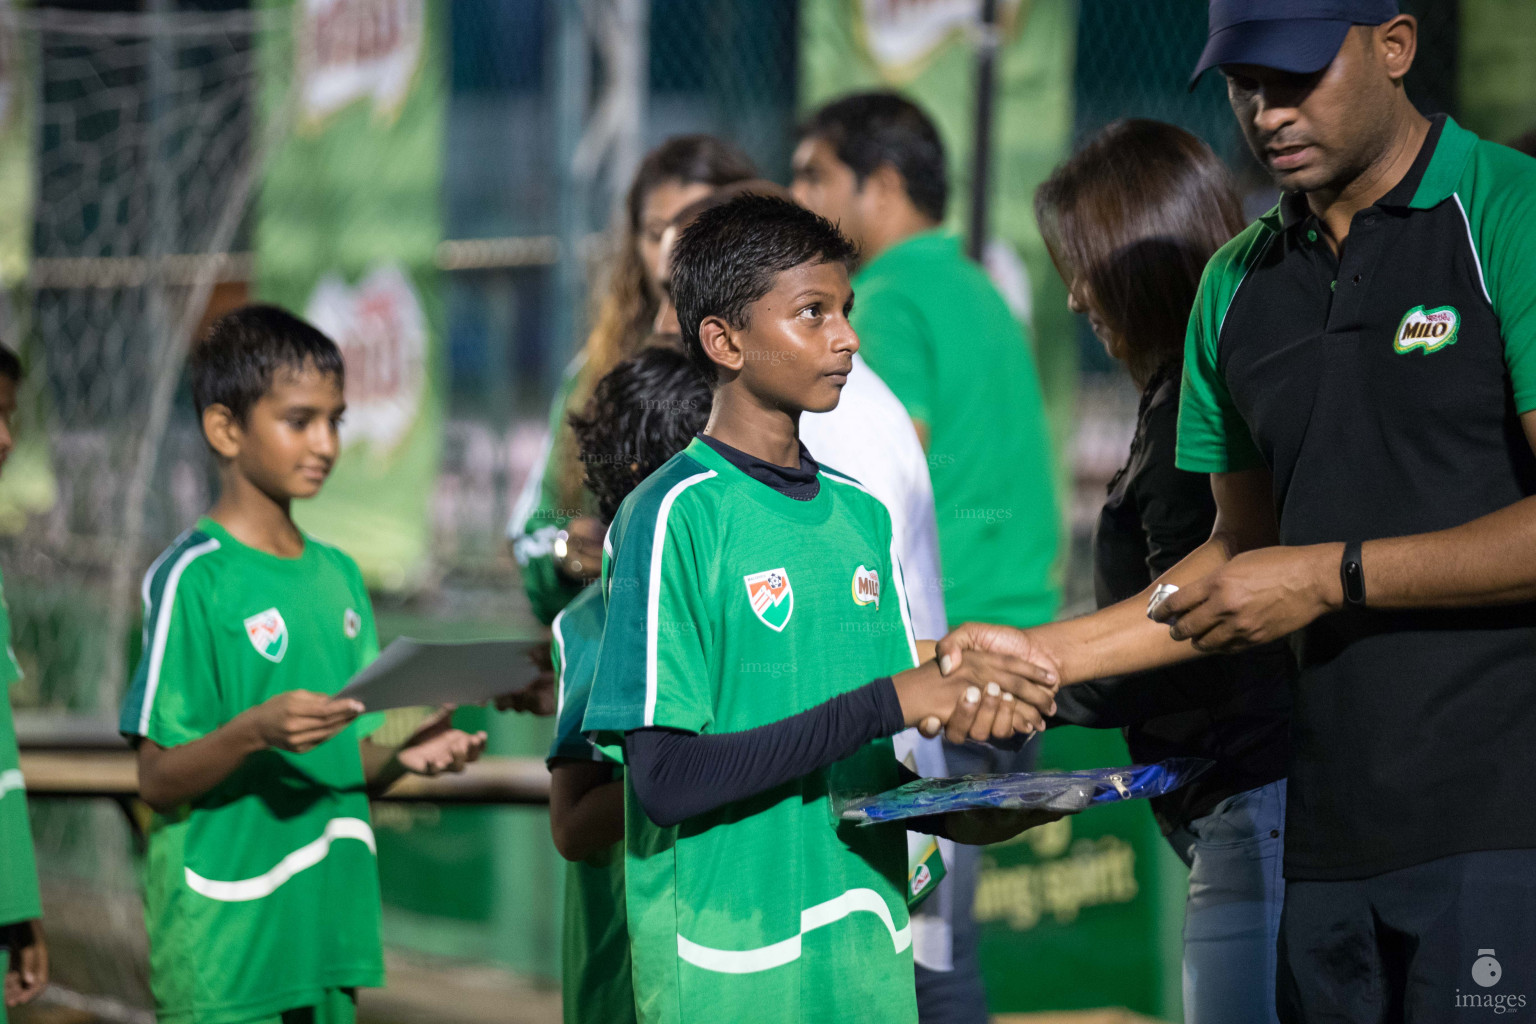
[792, 92, 1060, 633]
[543, 344, 713, 1024]
[118, 306, 488, 1024]
[0, 344, 47, 1023]
[584, 194, 1062, 1024]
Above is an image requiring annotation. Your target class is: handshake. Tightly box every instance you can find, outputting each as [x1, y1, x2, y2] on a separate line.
[891, 625, 1062, 746]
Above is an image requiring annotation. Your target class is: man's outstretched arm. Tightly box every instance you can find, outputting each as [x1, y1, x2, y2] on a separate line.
[940, 467, 1278, 681]
[1156, 410, 1536, 648]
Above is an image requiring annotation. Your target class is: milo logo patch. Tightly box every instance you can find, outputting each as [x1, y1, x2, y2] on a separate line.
[1394, 304, 1460, 355]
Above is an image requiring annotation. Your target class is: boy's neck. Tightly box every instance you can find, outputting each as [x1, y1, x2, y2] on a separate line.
[703, 384, 802, 468]
[207, 472, 305, 558]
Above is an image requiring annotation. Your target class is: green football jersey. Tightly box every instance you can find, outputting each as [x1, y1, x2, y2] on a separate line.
[585, 437, 920, 1024]
[547, 585, 635, 1024]
[0, 568, 40, 931]
[119, 517, 385, 1024]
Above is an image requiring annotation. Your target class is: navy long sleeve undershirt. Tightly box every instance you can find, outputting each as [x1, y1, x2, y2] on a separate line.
[626, 678, 906, 828]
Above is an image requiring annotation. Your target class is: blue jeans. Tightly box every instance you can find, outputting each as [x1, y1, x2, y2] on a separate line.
[1168, 779, 1288, 1024]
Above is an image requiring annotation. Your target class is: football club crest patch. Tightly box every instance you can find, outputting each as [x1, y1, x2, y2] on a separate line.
[343, 608, 361, 639]
[852, 564, 881, 608]
[744, 567, 794, 632]
[244, 607, 289, 663]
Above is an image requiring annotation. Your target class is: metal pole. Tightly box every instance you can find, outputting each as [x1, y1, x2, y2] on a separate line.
[967, 0, 1000, 262]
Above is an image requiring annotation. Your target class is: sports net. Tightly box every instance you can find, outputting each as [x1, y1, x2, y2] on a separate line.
[6, 6, 279, 1014]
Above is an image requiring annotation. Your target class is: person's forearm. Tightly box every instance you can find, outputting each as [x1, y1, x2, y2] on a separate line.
[627, 679, 906, 828]
[1358, 495, 1536, 609]
[359, 738, 405, 794]
[137, 716, 265, 812]
[1047, 536, 1233, 683]
[550, 778, 625, 861]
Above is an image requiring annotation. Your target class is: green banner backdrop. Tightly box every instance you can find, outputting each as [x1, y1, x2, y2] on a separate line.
[255, 0, 445, 593]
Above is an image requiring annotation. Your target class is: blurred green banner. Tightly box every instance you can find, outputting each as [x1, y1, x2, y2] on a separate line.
[255, 0, 446, 592]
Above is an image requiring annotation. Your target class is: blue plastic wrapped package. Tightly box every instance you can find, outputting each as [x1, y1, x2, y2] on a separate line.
[836, 758, 1214, 826]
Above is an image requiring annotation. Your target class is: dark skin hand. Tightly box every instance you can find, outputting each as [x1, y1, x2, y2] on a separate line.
[139, 697, 488, 812]
[2, 919, 46, 1008]
[495, 644, 557, 716]
[555, 516, 606, 583]
[137, 689, 364, 813]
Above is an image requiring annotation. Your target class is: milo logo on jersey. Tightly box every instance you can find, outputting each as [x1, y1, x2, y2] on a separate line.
[852, 564, 881, 609]
[244, 608, 290, 663]
[744, 568, 794, 632]
[1394, 304, 1460, 355]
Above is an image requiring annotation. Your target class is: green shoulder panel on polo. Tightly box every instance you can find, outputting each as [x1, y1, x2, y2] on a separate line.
[1435, 122, 1536, 413]
[851, 230, 1060, 629]
[0, 568, 40, 929]
[546, 585, 634, 1024]
[1176, 217, 1275, 475]
[584, 437, 919, 1024]
[119, 518, 384, 1024]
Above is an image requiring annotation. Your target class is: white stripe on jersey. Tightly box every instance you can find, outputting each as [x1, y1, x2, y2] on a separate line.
[551, 605, 571, 722]
[183, 816, 375, 902]
[644, 470, 717, 728]
[137, 537, 222, 736]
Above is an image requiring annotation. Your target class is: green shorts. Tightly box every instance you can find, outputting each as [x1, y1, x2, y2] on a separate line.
[246, 988, 356, 1024]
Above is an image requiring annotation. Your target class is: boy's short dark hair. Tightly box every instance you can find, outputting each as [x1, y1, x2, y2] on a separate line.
[568, 345, 711, 522]
[190, 305, 345, 422]
[0, 342, 23, 385]
[799, 92, 949, 222]
[670, 193, 856, 383]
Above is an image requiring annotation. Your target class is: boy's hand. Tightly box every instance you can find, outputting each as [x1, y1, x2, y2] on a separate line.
[944, 808, 1068, 846]
[396, 706, 488, 776]
[241, 690, 363, 753]
[892, 652, 1058, 746]
[2, 918, 47, 1007]
[494, 645, 556, 715]
[555, 515, 606, 582]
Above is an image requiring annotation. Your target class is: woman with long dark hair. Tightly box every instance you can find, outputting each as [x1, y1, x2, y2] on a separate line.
[508, 136, 756, 624]
[1036, 120, 1293, 1024]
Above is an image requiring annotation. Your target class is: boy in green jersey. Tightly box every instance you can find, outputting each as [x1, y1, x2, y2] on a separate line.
[0, 344, 48, 1022]
[545, 343, 712, 1024]
[119, 307, 487, 1024]
[584, 194, 1062, 1024]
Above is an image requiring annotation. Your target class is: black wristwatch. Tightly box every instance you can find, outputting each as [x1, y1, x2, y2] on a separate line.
[1340, 540, 1366, 608]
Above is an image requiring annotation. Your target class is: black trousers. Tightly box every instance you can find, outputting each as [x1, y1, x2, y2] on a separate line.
[1278, 848, 1536, 1023]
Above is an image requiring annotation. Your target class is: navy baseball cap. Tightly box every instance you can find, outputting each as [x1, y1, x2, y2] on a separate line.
[1190, 0, 1400, 87]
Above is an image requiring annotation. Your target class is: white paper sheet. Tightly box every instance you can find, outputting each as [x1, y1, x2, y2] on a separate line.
[337, 638, 545, 712]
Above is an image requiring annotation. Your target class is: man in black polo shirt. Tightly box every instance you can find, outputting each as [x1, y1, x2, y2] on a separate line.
[938, 0, 1536, 1019]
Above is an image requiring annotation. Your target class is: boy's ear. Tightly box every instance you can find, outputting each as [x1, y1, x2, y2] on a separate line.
[698, 316, 744, 375]
[202, 404, 242, 460]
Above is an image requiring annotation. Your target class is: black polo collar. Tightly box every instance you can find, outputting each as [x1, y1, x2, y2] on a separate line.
[1271, 113, 1473, 234]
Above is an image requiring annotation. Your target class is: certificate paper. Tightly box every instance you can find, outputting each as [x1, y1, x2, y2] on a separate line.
[337, 638, 545, 712]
